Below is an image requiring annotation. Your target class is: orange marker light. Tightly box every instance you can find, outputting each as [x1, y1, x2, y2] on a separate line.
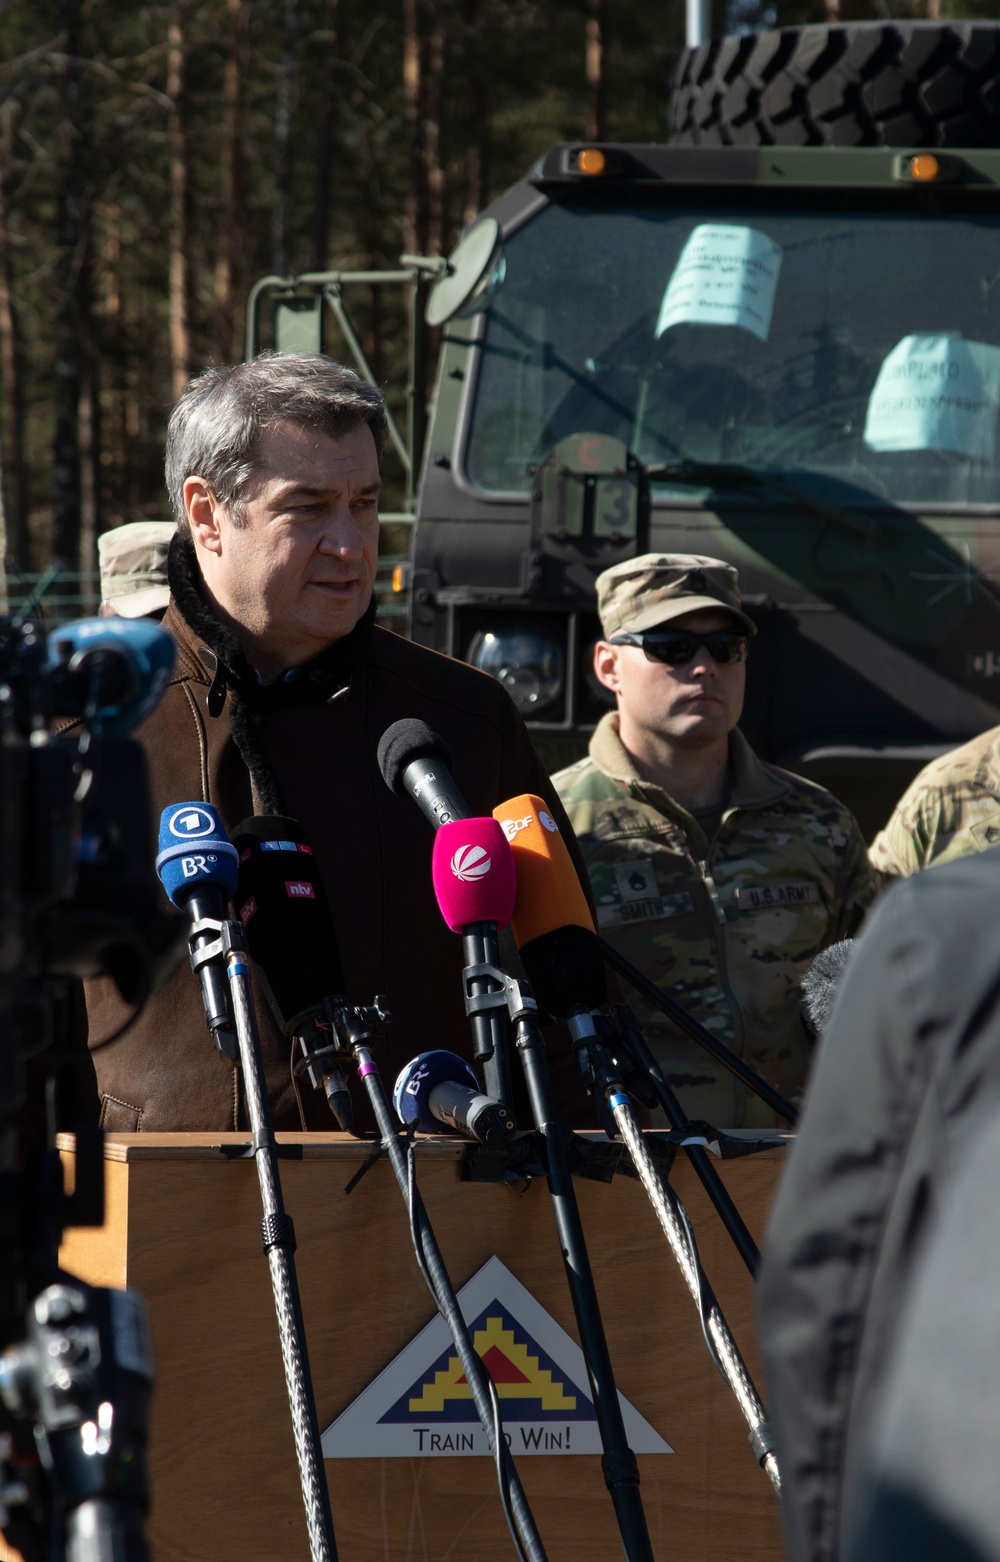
[577, 147, 606, 176]
[910, 154, 940, 182]
[391, 564, 406, 593]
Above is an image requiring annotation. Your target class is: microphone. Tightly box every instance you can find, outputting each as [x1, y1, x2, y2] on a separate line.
[377, 718, 469, 828]
[155, 801, 239, 1060]
[493, 794, 606, 1020]
[393, 1050, 516, 1146]
[230, 815, 354, 1130]
[49, 615, 176, 740]
[428, 815, 518, 1112]
[431, 816, 517, 932]
[800, 938, 855, 1038]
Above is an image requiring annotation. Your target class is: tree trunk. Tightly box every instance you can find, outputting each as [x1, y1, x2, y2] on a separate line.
[167, 0, 190, 400]
[272, 0, 299, 277]
[216, 0, 249, 359]
[402, 0, 423, 254]
[51, 0, 88, 572]
[0, 104, 29, 571]
[585, 0, 605, 142]
[423, 10, 444, 257]
[311, 0, 339, 271]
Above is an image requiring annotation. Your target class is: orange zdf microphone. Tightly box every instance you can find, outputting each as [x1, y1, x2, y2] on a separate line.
[492, 795, 608, 1021]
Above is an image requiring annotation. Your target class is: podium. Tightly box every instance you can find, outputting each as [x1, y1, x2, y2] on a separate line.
[49, 1131, 784, 1562]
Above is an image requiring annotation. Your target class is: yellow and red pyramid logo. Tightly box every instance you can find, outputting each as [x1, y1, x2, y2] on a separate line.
[406, 1313, 577, 1415]
[321, 1256, 673, 1458]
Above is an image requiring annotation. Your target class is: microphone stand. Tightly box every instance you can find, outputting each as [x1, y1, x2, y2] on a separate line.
[210, 920, 338, 1562]
[598, 937, 798, 1126]
[462, 920, 513, 1108]
[297, 995, 549, 1562]
[473, 970, 656, 1562]
[604, 1004, 762, 1280]
[572, 1013, 781, 1494]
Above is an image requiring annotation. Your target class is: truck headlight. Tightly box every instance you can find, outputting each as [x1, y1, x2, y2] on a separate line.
[468, 625, 565, 715]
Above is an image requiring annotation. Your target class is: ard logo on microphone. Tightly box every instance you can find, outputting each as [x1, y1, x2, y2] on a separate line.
[450, 844, 492, 882]
[167, 805, 216, 840]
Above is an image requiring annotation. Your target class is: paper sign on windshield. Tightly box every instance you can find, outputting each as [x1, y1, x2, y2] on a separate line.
[864, 334, 1000, 460]
[656, 224, 783, 343]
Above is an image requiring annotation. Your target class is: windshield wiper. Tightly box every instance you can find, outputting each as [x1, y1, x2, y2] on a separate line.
[645, 460, 886, 548]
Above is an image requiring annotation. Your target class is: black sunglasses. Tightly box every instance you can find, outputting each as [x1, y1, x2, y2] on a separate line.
[609, 629, 750, 667]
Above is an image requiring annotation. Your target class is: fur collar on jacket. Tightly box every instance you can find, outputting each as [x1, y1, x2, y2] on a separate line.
[167, 531, 376, 812]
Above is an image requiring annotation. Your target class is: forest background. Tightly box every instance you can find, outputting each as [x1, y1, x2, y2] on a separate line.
[0, 0, 995, 608]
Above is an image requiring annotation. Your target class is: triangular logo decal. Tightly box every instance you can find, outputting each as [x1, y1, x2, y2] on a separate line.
[322, 1255, 672, 1457]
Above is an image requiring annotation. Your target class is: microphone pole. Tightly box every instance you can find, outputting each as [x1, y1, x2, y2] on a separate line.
[501, 983, 656, 1562]
[494, 796, 764, 1278]
[155, 804, 337, 1562]
[378, 719, 512, 1105]
[493, 797, 780, 1490]
[574, 1013, 780, 1493]
[597, 938, 798, 1127]
[413, 795, 656, 1562]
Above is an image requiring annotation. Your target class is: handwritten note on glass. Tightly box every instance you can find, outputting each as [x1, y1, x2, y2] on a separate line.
[864, 334, 1000, 460]
[655, 224, 783, 343]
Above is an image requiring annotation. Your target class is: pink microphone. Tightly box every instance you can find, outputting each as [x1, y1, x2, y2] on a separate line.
[431, 817, 517, 933]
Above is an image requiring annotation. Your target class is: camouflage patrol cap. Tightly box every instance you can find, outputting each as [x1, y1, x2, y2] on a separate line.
[98, 521, 174, 618]
[596, 552, 757, 639]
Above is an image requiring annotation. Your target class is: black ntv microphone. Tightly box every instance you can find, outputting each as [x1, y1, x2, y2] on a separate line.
[230, 815, 354, 1130]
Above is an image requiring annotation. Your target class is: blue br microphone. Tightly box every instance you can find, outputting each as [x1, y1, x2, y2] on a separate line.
[156, 802, 239, 1059]
[393, 1050, 516, 1148]
[48, 616, 176, 740]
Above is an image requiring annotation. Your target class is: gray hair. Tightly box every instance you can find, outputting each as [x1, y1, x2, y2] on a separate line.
[165, 353, 389, 532]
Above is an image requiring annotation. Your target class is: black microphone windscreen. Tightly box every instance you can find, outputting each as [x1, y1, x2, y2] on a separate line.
[519, 924, 608, 1020]
[378, 719, 454, 798]
[800, 938, 855, 1038]
[230, 815, 346, 1033]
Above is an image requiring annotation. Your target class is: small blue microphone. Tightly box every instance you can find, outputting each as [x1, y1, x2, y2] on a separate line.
[155, 802, 238, 908]
[393, 1050, 516, 1145]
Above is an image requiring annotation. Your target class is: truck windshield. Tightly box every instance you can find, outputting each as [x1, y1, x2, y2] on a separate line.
[465, 198, 1000, 507]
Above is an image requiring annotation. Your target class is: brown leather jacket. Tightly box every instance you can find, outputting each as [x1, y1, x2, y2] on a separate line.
[87, 602, 587, 1132]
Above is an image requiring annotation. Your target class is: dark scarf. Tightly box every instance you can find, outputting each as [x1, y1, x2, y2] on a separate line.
[167, 531, 376, 814]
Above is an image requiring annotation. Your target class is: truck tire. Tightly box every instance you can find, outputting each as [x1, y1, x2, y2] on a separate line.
[668, 22, 1000, 148]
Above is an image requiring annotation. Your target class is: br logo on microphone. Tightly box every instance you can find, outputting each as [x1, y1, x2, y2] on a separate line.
[167, 805, 216, 840]
[180, 854, 219, 879]
[450, 844, 492, 882]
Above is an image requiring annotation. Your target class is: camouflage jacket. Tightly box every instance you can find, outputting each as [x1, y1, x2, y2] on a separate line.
[553, 716, 877, 1128]
[869, 725, 1000, 878]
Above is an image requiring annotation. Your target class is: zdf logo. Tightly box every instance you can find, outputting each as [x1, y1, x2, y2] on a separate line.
[450, 844, 492, 882]
[501, 810, 560, 841]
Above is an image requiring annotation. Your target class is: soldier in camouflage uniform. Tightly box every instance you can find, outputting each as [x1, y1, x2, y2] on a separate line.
[869, 726, 1000, 877]
[553, 553, 876, 1128]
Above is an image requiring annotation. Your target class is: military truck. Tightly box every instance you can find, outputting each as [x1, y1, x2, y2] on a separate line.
[250, 20, 1000, 838]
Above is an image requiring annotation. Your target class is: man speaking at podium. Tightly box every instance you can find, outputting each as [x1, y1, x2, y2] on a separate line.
[85, 354, 582, 1133]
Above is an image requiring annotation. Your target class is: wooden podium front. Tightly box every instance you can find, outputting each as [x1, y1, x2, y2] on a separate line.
[54, 1131, 786, 1562]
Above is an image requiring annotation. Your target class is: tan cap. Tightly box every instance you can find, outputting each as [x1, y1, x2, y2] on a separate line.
[596, 552, 757, 639]
[98, 521, 174, 618]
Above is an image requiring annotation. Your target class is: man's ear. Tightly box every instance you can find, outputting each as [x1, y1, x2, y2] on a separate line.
[184, 476, 224, 556]
[593, 640, 622, 695]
